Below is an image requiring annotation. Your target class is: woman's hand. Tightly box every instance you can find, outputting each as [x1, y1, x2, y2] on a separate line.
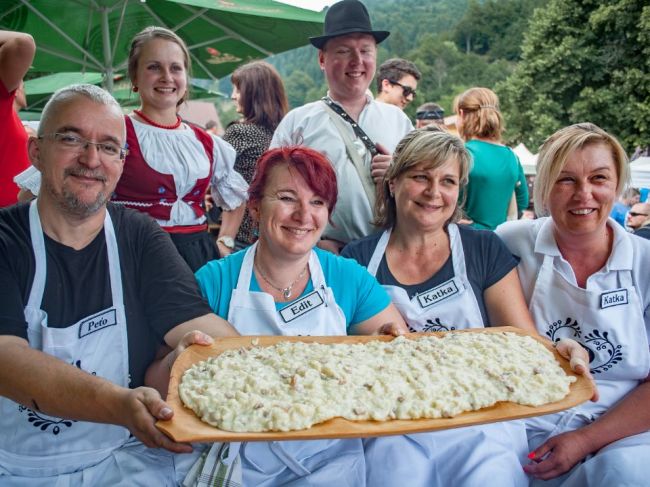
[555, 338, 599, 402]
[524, 429, 593, 480]
[375, 321, 409, 336]
[167, 330, 213, 371]
[145, 331, 214, 397]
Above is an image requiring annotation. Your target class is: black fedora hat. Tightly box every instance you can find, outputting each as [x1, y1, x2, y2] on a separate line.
[309, 0, 390, 49]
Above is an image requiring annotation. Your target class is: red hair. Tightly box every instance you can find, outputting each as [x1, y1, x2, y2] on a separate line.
[249, 146, 338, 216]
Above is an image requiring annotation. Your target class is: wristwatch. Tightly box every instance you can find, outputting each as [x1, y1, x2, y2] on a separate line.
[217, 236, 236, 250]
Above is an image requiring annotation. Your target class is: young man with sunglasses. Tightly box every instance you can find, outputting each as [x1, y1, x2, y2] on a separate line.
[271, 0, 413, 253]
[0, 84, 238, 485]
[375, 57, 421, 110]
[626, 202, 650, 233]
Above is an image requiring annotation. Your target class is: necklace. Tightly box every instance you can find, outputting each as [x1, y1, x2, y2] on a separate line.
[255, 262, 308, 299]
[134, 109, 182, 129]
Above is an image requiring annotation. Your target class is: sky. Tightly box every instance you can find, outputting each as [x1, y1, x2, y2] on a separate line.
[277, 0, 338, 12]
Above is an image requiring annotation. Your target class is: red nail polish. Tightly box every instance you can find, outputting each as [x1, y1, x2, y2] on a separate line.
[527, 451, 536, 459]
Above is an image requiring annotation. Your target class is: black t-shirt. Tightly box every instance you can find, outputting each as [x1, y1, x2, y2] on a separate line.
[0, 203, 213, 387]
[341, 225, 518, 325]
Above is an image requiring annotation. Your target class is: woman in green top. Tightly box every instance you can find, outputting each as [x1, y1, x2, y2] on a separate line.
[453, 87, 528, 229]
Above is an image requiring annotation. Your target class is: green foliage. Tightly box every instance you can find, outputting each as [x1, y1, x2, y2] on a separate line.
[499, 0, 650, 152]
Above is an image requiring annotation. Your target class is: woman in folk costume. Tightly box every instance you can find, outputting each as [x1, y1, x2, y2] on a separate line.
[112, 26, 248, 272]
[497, 123, 650, 486]
[342, 127, 591, 486]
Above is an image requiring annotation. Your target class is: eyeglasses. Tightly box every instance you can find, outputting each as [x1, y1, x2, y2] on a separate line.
[39, 133, 128, 161]
[628, 212, 648, 217]
[388, 80, 416, 98]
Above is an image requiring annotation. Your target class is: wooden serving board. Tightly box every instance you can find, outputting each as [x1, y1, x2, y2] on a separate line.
[156, 326, 593, 443]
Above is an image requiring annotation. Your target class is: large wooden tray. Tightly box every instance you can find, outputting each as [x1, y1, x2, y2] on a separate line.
[157, 326, 593, 442]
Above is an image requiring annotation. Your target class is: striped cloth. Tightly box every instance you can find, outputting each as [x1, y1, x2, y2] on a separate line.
[183, 442, 242, 487]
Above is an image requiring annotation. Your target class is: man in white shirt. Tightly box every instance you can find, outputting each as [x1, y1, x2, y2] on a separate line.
[271, 0, 413, 253]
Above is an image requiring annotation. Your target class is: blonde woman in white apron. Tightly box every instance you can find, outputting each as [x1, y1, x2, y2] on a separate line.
[497, 123, 650, 486]
[344, 127, 592, 487]
[191, 146, 407, 486]
[341, 127, 536, 486]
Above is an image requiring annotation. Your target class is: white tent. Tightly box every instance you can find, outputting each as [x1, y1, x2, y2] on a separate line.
[512, 143, 538, 175]
[630, 157, 650, 189]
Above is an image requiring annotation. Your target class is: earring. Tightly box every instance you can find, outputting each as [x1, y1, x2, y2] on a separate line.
[132, 86, 138, 93]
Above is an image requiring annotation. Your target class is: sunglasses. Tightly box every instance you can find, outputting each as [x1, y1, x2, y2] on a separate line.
[628, 212, 648, 217]
[388, 80, 416, 98]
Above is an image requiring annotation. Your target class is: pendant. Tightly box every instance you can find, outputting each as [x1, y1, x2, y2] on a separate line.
[283, 287, 292, 299]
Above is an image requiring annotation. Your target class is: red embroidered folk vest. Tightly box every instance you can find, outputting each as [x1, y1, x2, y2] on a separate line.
[112, 116, 214, 221]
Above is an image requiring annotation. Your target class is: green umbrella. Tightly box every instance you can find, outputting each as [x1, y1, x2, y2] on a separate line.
[23, 71, 224, 110]
[1, 0, 324, 91]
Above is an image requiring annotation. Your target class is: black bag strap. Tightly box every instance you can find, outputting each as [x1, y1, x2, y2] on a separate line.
[321, 96, 378, 156]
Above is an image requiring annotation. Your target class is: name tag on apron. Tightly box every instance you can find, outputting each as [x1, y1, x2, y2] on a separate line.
[78, 309, 117, 339]
[416, 278, 461, 309]
[279, 291, 325, 323]
[600, 289, 628, 309]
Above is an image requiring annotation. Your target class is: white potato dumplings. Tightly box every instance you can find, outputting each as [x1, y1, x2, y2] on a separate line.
[179, 332, 576, 432]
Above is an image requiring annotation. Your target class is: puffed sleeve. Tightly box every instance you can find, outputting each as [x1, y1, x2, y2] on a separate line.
[13, 165, 41, 196]
[209, 135, 249, 211]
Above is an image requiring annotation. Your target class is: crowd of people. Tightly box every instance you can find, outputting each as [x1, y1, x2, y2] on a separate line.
[0, 0, 648, 486]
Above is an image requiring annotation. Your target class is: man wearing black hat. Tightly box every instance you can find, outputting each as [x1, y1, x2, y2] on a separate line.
[271, 0, 413, 254]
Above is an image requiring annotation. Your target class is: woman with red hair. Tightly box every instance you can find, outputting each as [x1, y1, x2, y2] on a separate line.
[193, 145, 407, 485]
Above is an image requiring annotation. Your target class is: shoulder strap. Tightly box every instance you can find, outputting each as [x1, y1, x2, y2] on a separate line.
[321, 100, 376, 210]
[321, 96, 378, 156]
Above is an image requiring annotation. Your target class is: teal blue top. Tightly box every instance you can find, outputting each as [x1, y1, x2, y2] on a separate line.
[463, 140, 528, 230]
[195, 247, 391, 330]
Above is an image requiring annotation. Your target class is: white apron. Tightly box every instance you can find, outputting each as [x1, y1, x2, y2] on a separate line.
[0, 202, 130, 477]
[364, 224, 529, 487]
[227, 243, 365, 487]
[366, 225, 484, 332]
[526, 241, 650, 487]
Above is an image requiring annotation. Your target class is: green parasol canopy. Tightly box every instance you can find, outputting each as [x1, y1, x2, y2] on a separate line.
[1, 0, 324, 91]
[22, 71, 225, 112]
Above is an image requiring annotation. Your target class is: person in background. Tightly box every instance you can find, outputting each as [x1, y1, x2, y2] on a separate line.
[610, 187, 639, 227]
[0, 84, 238, 486]
[625, 201, 650, 233]
[375, 57, 421, 111]
[453, 87, 528, 230]
[218, 60, 289, 255]
[0, 30, 35, 207]
[497, 123, 650, 486]
[634, 213, 650, 240]
[111, 26, 248, 272]
[271, 0, 413, 254]
[415, 102, 445, 128]
[190, 145, 407, 486]
[343, 127, 590, 487]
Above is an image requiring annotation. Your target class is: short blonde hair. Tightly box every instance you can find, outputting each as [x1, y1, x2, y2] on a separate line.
[453, 87, 503, 141]
[533, 122, 629, 216]
[375, 126, 472, 229]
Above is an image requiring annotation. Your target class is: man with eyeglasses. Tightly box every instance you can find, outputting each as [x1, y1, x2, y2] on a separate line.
[0, 84, 238, 485]
[626, 202, 650, 233]
[375, 58, 421, 111]
[271, 0, 413, 253]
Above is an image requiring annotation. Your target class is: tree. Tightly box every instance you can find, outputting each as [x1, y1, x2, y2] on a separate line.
[499, 0, 650, 152]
